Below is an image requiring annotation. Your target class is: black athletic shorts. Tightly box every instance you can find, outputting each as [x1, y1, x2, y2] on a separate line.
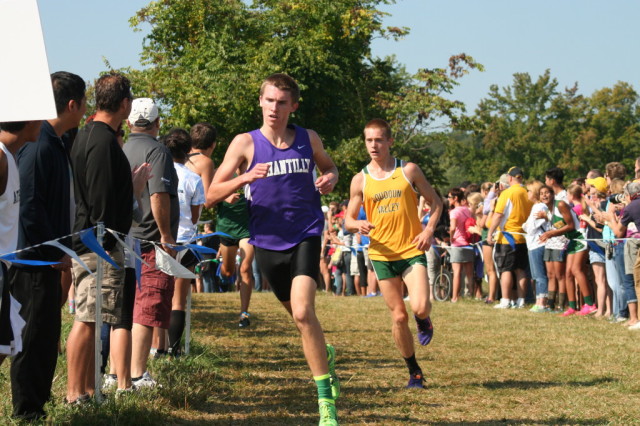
[0, 263, 13, 347]
[220, 237, 243, 247]
[113, 268, 136, 331]
[494, 243, 529, 274]
[254, 236, 321, 302]
[176, 248, 199, 269]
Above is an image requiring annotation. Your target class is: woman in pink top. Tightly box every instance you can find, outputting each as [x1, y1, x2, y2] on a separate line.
[448, 188, 474, 302]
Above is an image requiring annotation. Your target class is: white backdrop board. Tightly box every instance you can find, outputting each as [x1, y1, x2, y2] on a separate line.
[0, 0, 56, 122]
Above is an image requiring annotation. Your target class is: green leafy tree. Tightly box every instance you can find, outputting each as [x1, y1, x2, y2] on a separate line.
[446, 70, 640, 183]
[126, 0, 481, 201]
[571, 82, 640, 175]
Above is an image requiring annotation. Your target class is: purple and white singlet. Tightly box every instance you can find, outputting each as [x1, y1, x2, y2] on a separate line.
[246, 125, 324, 250]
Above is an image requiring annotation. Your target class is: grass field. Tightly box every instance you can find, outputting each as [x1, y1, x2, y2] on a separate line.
[1, 290, 640, 425]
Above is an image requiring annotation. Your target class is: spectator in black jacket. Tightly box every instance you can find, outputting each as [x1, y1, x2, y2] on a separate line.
[8, 72, 85, 420]
[66, 73, 133, 404]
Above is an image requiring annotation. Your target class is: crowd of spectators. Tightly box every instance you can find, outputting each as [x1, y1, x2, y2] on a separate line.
[319, 160, 640, 333]
[0, 72, 220, 419]
[2, 70, 640, 422]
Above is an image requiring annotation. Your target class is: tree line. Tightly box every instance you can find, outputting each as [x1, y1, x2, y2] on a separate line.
[115, 0, 639, 201]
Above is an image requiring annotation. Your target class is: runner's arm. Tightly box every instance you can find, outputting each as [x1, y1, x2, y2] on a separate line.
[205, 133, 268, 208]
[539, 201, 575, 242]
[345, 172, 374, 235]
[309, 129, 338, 195]
[404, 162, 442, 251]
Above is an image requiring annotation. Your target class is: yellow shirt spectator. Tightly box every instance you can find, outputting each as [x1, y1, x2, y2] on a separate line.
[494, 184, 532, 244]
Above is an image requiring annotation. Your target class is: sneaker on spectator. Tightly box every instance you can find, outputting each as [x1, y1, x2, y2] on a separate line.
[561, 307, 577, 317]
[576, 304, 597, 316]
[132, 371, 161, 390]
[415, 315, 433, 346]
[494, 299, 511, 309]
[102, 374, 117, 391]
[628, 322, 640, 330]
[406, 371, 425, 389]
[238, 311, 251, 328]
[514, 298, 525, 309]
[529, 305, 545, 313]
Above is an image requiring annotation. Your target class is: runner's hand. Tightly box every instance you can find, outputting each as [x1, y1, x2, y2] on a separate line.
[315, 174, 336, 195]
[245, 163, 270, 183]
[358, 220, 375, 236]
[539, 231, 552, 243]
[224, 193, 240, 204]
[412, 230, 433, 252]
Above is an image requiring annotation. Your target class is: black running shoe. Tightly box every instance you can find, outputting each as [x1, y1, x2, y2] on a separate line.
[238, 312, 251, 328]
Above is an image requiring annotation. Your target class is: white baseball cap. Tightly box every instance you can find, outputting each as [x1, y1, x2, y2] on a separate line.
[128, 98, 159, 126]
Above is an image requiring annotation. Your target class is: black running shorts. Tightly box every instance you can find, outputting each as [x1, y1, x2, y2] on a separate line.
[493, 243, 529, 274]
[254, 236, 321, 302]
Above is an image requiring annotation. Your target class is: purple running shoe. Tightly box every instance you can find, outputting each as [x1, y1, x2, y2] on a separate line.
[415, 315, 433, 346]
[406, 371, 425, 389]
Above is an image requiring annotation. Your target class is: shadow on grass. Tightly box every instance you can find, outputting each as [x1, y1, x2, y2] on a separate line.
[429, 418, 608, 425]
[478, 376, 617, 390]
[47, 400, 175, 426]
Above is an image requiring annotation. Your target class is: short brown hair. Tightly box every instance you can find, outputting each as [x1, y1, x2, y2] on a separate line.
[190, 122, 217, 150]
[364, 118, 392, 139]
[605, 162, 626, 180]
[260, 73, 300, 104]
[95, 72, 132, 113]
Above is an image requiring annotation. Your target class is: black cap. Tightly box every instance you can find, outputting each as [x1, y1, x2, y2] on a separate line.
[508, 166, 523, 177]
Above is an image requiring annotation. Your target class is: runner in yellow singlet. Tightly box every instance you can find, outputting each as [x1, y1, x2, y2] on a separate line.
[345, 118, 443, 389]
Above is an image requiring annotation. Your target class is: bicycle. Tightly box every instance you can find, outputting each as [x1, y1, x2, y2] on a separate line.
[433, 247, 453, 302]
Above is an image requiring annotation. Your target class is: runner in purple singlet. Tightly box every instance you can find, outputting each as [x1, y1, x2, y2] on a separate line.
[206, 73, 340, 425]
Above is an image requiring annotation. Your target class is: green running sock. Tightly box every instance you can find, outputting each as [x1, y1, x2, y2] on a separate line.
[584, 295, 594, 306]
[314, 373, 333, 401]
[569, 300, 577, 310]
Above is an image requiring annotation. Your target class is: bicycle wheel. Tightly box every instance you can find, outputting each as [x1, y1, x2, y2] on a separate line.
[433, 270, 452, 302]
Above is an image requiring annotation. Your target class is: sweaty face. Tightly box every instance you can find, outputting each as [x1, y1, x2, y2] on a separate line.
[259, 85, 298, 127]
[364, 127, 392, 160]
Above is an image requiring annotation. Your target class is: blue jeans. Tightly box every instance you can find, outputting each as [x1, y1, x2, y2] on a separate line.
[528, 246, 548, 298]
[622, 273, 638, 304]
[334, 252, 355, 296]
[201, 261, 216, 293]
[605, 243, 628, 318]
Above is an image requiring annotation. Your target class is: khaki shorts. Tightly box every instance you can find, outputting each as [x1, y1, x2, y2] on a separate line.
[73, 248, 125, 324]
[633, 249, 640, 295]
